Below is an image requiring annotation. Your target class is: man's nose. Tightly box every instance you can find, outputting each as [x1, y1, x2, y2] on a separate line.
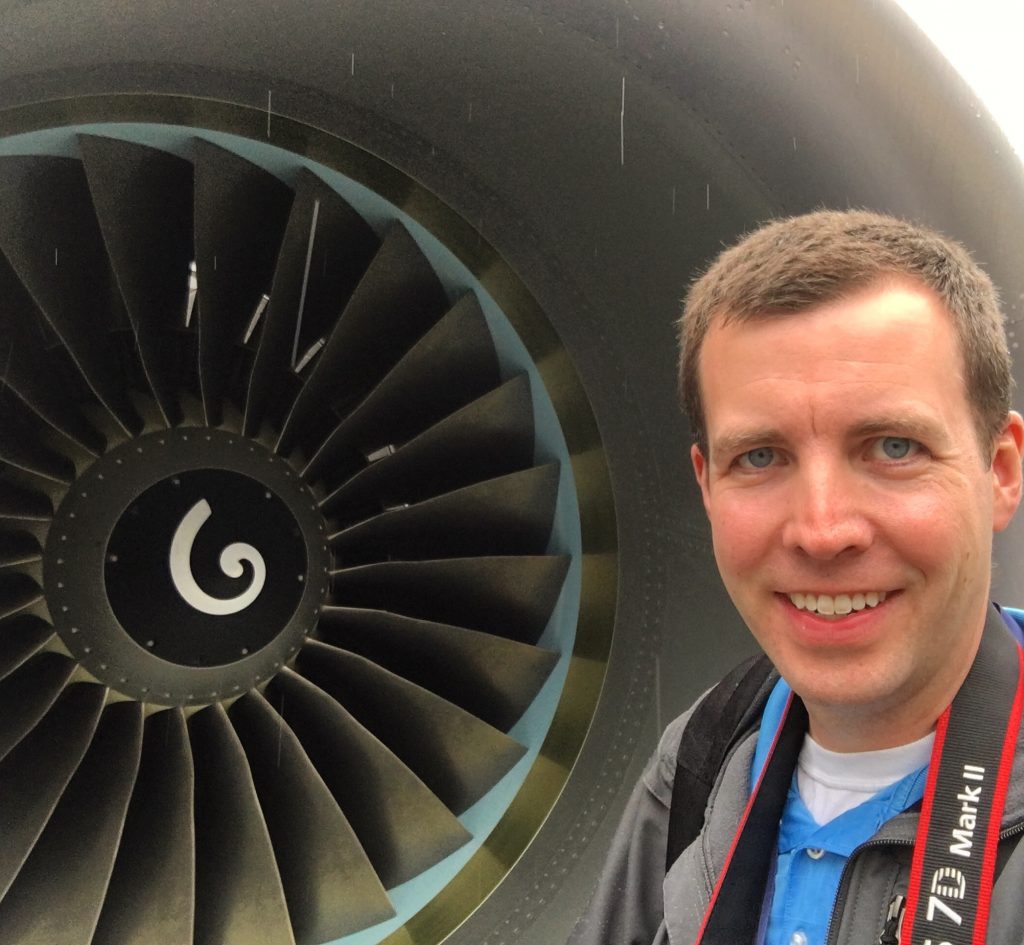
[781, 462, 872, 560]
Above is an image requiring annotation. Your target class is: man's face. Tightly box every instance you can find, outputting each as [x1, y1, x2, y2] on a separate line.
[691, 283, 1024, 750]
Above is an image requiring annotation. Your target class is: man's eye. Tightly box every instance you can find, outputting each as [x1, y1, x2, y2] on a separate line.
[874, 436, 919, 460]
[738, 447, 776, 469]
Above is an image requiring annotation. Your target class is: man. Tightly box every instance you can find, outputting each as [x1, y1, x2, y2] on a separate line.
[569, 209, 1024, 945]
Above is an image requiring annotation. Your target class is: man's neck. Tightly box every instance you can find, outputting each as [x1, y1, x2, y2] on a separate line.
[806, 714, 920, 754]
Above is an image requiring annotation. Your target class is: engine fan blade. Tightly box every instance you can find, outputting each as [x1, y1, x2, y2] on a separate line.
[269, 668, 472, 889]
[192, 138, 293, 426]
[330, 463, 561, 563]
[79, 133, 196, 426]
[0, 651, 76, 762]
[190, 703, 296, 945]
[243, 168, 378, 437]
[318, 607, 559, 731]
[0, 616, 52, 680]
[276, 222, 448, 456]
[332, 555, 570, 644]
[0, 156, 140, 435]
[0, 253, 104, 455]
[92, 708, 196, 945]
[230, 690, 396, 943]
[0, 683, 107, 900]
[302, 291, 500, 484]
[0, 701, 143, 945]
[297, 640, 527, 814]
[321, 373, 535, 522]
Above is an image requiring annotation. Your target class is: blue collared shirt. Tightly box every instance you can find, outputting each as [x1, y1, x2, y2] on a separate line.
[750, 680, 928, 945]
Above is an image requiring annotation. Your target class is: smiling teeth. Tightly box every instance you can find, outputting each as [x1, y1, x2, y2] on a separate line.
[789, 591, 887, 615]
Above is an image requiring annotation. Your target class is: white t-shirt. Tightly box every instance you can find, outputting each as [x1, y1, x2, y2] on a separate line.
[796, 731, 935, 824]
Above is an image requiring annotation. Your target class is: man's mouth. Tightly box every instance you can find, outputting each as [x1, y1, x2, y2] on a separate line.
[786, 591, 888, 616]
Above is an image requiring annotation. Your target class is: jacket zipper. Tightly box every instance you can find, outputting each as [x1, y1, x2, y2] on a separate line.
[877, 894, 905, 945]
[824, 837, 913, 945]
[825, 820, 1024, 945]
[1000, 818, 1024, 843]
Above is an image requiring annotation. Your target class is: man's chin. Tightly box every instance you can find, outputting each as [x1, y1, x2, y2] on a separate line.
[778, 659, 901, 714]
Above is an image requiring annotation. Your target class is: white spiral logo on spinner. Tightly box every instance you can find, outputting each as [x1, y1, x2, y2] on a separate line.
[169, 499, 267, 615]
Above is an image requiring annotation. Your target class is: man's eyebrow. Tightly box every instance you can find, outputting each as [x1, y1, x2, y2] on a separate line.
[848, 415, 945, 440]
[708, 429, 784, 461]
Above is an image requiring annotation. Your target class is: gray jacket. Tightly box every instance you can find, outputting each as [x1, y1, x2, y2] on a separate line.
[569, 689, 1024, 945]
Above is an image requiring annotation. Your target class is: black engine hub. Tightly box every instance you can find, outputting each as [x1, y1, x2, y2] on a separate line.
[44, 427, 330, 705]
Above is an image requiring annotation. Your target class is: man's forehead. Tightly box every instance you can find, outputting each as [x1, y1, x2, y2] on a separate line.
[698, 284, 977, 449]
[700, 282, 963, 385]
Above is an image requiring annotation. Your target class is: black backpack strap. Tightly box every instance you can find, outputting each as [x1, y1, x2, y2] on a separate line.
[665, 653, 776, 873]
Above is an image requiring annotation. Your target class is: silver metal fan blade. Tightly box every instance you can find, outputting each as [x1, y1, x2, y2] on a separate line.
[297, 640, 527, 814]
[230, 690, 396, 943]
[0, 701, 143, 945]
[92, 708, 196, 945]
[270, 667, 473, 889]
[190, 703, 297, 945]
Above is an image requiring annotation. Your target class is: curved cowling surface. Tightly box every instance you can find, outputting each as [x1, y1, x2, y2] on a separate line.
[0, 1, 1022, 943]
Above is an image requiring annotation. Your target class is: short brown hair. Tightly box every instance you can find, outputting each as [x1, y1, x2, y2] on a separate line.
[679, 209, 1014, 457]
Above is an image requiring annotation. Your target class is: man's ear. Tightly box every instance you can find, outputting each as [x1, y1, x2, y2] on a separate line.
[992, 410, 1024, 533]
[690, 443, 711, 515]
